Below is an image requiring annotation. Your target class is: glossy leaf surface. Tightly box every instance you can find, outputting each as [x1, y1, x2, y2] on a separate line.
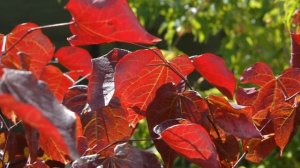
[191, 53, 236, 99]
[154, 119, 220, 168]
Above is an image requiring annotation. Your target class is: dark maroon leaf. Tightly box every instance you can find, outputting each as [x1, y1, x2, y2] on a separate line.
[81, 99, 133, 155]
[88, 48, 130, 111]
[71, 144, 161, 168]
[290, 33, 300, 68]
[154, 119, 220, 168]
[63, 85, 88, 114]
[146, 83, 209, 167]
[0, 69, 78, 160]
[236, 87, 258, 106]
[207, 95, 261, 139]
[24, 124, 39, 164]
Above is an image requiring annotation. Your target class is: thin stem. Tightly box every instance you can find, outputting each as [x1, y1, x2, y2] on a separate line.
[81, 144, 98, 157]
[1, 35, 7, 55]
[233, 151, 248, 168]
[205, 100, 221, 139]
[8, 121, 22, 131]
[207, 115, 221, 139]
[0, 114, 9, 131]
[285, 90, 300, 102]
[259, 119, 272, 133]
[73, 73, 91, 85]
[126, 42, 193, 90]
[1, 21, 75, 57]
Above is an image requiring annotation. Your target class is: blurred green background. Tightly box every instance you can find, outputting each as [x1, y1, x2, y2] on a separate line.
[0, 0, 300, 167]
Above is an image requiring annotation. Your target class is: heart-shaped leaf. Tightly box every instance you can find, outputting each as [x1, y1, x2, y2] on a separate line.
[65, 0, 160, 45]
[191, 53, 236, 99]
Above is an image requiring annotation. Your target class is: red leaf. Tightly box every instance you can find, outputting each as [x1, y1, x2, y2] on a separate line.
[39, 135, 69, 163]
[71, 144, 161, 168]
[154, 119, 220, 168]
[240, 62, 274, 87]
[81, 99, 133, 155]
[65, 70, 83, 81]
[0, 23, 55, 77]
[191, 53, 236, 99]
[23, 124, 39, 164]
[236, 87, 258, 106]
[212, 133, 239, 167]
[146, 83, 209, 167]
[290, 33, 300, 68]
[271, 103, 295, 153]
[0, 69, 78, 160]
[115, 49, 194, 126]
[278, 68, 300, 98]
[88, 48, 130, 111]
[244, 137, 276, 163]
[76, 136, 88, 156]
[207, 95, 261, 139]
[63, 85, 88, 114]
[146, 84, 178, 167]
[55, 46, 92, 76]
[40, 65, 74, 102]
[65, 0, 160, 45]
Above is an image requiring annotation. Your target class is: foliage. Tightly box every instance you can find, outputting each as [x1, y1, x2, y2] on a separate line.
[129, 0, 299, 74]
[0, 0, 300, 167]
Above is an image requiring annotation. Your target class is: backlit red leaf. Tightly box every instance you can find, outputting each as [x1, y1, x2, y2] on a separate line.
[240, 62, 274, 87]
[65, 0, 160, 45]
[191, 53, 236, 99]
[81, 99, 133, 155]
[278, 68, 300, 98]
[154, 119, 220, 168]
[271, 103, 295, 153]
[39, 135, 69, 163]
[0, 69, 78, 160]
[40, 65, 74, 102]
[207, 95, 261, 138]
[115, 49, 194, 127]
[55, 46, 92, 76]
[244, 137, 276, 163]
[0, 23, 55, 77]
[146, 83, 209, 167]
